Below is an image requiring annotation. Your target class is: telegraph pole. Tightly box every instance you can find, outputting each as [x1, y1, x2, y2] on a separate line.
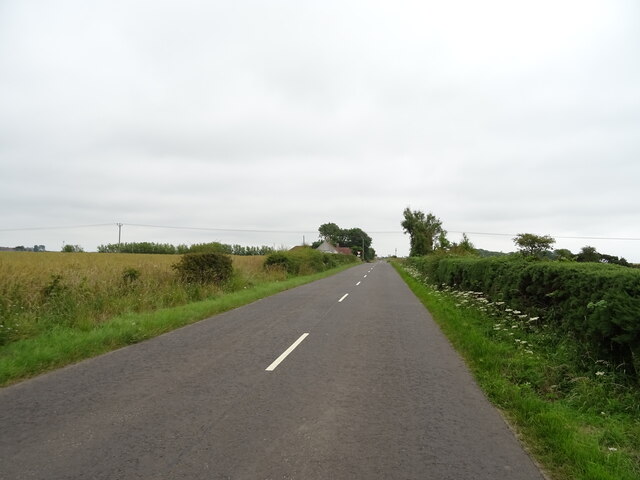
[117, 223, 123, 250]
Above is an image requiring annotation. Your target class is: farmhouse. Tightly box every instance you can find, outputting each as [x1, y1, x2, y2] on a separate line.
[315, 240, 353, 255]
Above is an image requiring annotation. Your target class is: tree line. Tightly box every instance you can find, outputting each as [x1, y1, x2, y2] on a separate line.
[401, 207, 634, 266]
[96, 242, 275, 256]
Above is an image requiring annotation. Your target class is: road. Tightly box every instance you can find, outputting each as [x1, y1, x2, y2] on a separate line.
[0, 262, 544, 479]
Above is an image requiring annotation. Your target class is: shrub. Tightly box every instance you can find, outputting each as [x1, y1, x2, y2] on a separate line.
[407, 255, 640, 377]
[264, 252, 297, 274]
[264, 248, 357, 276]
[121, 268, 141, 284]
[61, 244, 84, 253]
[172, 252, 233, 285]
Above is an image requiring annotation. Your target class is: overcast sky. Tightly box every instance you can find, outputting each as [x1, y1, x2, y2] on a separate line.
[1, 0, 639, 260]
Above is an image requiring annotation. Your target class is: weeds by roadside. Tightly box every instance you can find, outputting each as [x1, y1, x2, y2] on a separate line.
[0, 258, 356, 386]
[396, 261, 640, 480]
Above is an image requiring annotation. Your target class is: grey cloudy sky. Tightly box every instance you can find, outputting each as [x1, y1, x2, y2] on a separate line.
[1, 0, 639, 260]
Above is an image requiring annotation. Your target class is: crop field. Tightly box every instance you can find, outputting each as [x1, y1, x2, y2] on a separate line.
[0, 249, 357, 385]
[0, 252, 276, 346]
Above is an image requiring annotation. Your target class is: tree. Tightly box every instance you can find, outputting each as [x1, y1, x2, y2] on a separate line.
[513, 233, 555, 257]
[448, 233, 476, 256]
[599, 253, 630, 267]
[318, 223, 342, 244]
[401, 208, 446, 256]
[61, 244, 84, 253]
[576, 245, 600, 263]
[316, 223, 375, 261]
[575, 246, 630, 267]
[553, 248, 575, 261]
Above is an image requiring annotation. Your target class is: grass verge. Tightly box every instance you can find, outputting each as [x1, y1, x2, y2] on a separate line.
[0, 264, 355, 387]
[393, 261, 640, 480]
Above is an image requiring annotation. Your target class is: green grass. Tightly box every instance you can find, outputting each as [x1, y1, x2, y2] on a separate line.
[0, 263, 355, 386]
[393, 261, 640, 480]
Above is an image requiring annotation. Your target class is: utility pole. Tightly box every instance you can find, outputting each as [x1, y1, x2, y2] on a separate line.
[117, 223, 123, 250]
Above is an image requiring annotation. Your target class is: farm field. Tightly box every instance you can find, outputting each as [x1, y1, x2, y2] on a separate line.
[0, 250, 357, 385]
[0, 252, 275, 347]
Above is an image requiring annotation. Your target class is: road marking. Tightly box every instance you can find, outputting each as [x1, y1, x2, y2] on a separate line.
[364, 275, 367, 278]
[356, 281, 361, 286]
[338, 293, 349, 302]
[265, 333, 309, 371]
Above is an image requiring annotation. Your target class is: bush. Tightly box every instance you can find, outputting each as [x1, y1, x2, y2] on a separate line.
[61, 244, 84, 253]
[121, 268, 141, 284]
[264, 248, 357, 276]
[264, 252, 297, 274]
[407, 255, 640, 377]
[172, 253, 233, 285]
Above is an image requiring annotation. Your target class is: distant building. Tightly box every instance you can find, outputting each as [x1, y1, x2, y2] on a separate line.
[315, 240, 353, 255]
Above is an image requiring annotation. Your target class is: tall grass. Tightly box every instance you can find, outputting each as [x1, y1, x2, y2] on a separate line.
[394, 260, 640, 480]
[0, 252, 277, 346]
[0, 251, 358, 385]
[0, 263, 356, 386]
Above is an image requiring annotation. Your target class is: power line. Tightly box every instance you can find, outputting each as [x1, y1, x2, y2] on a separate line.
[451, 231, 640, 241]
[2, 223, 639, 242]
[372, 230, 640, 241]
[0, 223, 114, 232]
[124, 223, 318, 234]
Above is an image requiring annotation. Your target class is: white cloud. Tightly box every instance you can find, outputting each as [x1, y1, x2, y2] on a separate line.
[1, 0, 639, 260]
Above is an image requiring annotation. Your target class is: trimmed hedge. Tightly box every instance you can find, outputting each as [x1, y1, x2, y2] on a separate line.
[408, 255, 640, 376]
[264, 248, 357, 275]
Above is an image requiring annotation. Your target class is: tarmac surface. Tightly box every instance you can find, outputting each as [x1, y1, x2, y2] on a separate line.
[0, 261, 545, 479]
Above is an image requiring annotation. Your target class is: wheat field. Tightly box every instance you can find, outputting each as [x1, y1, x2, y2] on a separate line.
[0, 252, 271, 345]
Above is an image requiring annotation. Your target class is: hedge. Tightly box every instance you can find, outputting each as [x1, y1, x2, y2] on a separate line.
[264, 248, 357, 275]
[408, 256, 640, 376]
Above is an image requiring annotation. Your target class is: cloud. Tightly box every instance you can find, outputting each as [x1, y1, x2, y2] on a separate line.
[1, 0, 639, 260]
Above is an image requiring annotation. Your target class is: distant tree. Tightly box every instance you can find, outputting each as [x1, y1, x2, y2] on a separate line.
[62, 244, 84, 253]
[98, 242, 176, 254]
[448, 233, 476, 256]
[33, 245, 46, 252]
[316, 223, 375, 261]
[553, 248, 575, 261]
[14, 245, 26, 251]
[513, 233, 555, 258]
[318, 223, 342, 244]
[401, 208, 446, 256]
[600, 253, 630, 267]
[188, 242, 233, 254]
[576, 246, 600, 263]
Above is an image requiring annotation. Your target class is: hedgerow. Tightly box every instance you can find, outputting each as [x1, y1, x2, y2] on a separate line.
[408, 255, 640, 377]
[264, 248, 357, 275]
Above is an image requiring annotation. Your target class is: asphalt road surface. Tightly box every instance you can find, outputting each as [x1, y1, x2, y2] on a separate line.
[0, 262, 545, 480]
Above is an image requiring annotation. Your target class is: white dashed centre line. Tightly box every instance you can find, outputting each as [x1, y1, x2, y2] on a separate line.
[364, 275, 367, 278]
[338, 293, 349, 302]
[356, 281, 361, 286]
[265, 333, 309, 371]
